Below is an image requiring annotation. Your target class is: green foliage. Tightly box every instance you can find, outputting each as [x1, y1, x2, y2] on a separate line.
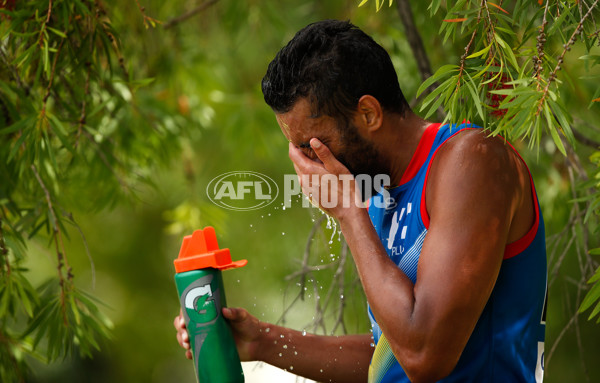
[417, 1, 589, 148]
[415, 0, 600, 326]
[0, 0, 599, 382]
[0, 1, 189, 380]
[359, 0, 394, 12]
[580, 149, 600, 322]
[580, 262, 600, 323]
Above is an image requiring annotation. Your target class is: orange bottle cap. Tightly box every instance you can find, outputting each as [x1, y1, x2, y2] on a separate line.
[174, 226, 247, 273]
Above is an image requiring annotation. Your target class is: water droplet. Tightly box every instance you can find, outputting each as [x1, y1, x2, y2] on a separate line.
[302, 330, 307, 336]
[294, 351, 298, 355]
[274, 340, 278, 344]
[282, 206, 286, 210]
[265, 328, 270, 333]
[249, 224, 253, 227]
[320, 369, 323, 373]
[289, 366, 294, 371]
[282, 232, 285, 235]
[340, 294, 344, 299]
[283, 345, 288, 349]
[280, 334, 285, 338]
[279, 353, 282, 357]
[370, 342, 375, 347]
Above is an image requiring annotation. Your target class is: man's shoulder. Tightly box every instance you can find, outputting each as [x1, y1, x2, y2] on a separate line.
[433, 128, 522, 177]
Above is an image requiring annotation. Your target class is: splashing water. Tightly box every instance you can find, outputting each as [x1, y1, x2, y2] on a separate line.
[325, 214, 339, 245]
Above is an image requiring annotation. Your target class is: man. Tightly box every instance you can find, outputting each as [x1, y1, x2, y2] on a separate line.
[175, 20, 547, 383]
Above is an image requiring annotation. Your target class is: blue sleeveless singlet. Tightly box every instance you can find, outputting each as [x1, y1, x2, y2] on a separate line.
[367, 123, 547, 383]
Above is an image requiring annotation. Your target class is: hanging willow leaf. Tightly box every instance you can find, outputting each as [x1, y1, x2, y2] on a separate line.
[580, 266, 600, 323]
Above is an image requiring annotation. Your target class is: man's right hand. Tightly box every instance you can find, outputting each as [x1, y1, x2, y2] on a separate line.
[173, 307, 262, 361]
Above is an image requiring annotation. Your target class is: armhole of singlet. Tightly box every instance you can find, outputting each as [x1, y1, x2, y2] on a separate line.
[420, 128, 478, 228]
[419, 130, 540, 260]
[502, 143, 540, 260]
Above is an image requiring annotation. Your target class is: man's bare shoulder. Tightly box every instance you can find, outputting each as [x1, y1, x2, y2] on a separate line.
[427, 128, 534, 243]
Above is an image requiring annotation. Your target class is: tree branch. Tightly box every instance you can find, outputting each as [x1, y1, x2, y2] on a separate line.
[395, 0, 445, 118]
[395, 0, 432, 82]
[572, 125, 600, 150]
[163, 0, 219, 29]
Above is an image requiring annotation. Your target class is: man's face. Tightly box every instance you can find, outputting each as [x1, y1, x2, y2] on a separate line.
[276, 98, 389, 188]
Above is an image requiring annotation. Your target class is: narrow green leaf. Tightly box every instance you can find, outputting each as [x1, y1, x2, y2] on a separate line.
[7, 128, 30, 162]
[419, 76, 454, 111]
[424, 92, 446, 119]
[544, 104, 566, 156]
[467, 44, 491, 59]
[588, 265, 600, 283]
[580, 279, 600, 313]
[46, 26, 67, 39]
[464, 78, 484, 121]
[588, 302, 600, 321]
[416, 65, 458, 97]
[547, 99, 574, 145]
[0, 116, 35, 135]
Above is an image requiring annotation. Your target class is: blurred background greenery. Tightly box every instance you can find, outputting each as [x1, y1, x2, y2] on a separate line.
[2, 0, 599, 382]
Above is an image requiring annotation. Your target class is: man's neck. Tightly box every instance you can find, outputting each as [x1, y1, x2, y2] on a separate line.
[378, 111, 432, 186]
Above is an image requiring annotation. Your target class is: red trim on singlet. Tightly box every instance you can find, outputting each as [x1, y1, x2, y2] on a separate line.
[420, 128, 477, 229]
[502, 142, 540, 259]
[420, 128, 541, 260]
[399, 123, 442, 185]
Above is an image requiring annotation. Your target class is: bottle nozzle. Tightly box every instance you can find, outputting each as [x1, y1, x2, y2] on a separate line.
[174, 227, 247, 273]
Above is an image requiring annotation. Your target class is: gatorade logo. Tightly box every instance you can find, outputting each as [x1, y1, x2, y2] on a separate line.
[185, 283, 217, 323]
[207, 171, 279, 211]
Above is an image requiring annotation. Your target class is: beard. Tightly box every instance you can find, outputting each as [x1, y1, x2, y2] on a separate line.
[334, 121, 390, 202]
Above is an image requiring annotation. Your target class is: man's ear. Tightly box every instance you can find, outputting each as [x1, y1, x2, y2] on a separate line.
[356, 95, 383, 135]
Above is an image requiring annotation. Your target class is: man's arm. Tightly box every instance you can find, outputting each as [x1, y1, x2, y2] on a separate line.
[292, 132, 532, 383]
[174, 308, 374, 383]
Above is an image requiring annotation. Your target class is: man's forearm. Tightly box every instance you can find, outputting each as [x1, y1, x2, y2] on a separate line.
[338, 207, 416, 322]
[254, 321, 373, 383]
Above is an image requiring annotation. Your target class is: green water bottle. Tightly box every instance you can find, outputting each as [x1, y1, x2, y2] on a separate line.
[174, 226, 247, 383]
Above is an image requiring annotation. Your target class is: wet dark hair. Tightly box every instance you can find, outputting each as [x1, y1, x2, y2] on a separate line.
[261, 19, 409, 124]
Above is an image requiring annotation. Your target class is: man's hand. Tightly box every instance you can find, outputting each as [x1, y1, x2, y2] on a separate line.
[173, 307, 262, 361]
[174, 309, 192, 360]
[173, 307, 374, 383]
[288, 138, 363, 220]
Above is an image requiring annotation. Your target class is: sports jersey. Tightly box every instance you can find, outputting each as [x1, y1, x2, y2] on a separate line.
[366, 122, 547, 383]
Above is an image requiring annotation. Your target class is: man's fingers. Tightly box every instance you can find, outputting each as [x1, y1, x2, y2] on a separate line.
[288, 142, 304, 163]
[310, 138, 348, 174]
